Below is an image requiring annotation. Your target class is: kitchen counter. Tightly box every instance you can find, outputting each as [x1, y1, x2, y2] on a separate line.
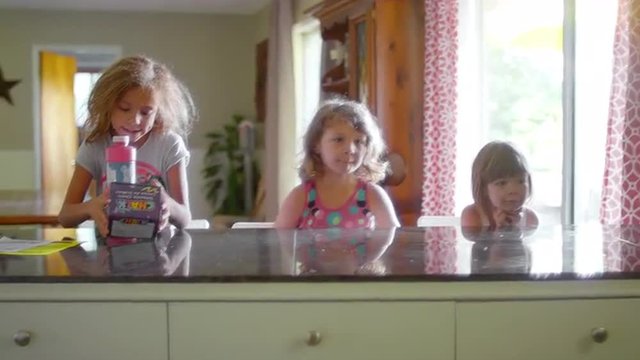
[0, 223, 639, 283]
[0, 224, 638, 359]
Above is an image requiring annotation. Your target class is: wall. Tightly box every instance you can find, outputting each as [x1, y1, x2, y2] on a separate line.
[0, 9, 259, 219]
[250, 4, 270, 175]
[254, 4, 271, 43]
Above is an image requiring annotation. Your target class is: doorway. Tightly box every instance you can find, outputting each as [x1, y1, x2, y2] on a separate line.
[32, 45, 120, 213]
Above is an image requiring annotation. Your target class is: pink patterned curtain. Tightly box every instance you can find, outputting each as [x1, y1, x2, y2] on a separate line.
[422, 0, 458, 217]
[422, 0, 459, 274]
[601, 0, 640, 272]
[600, 0, 640, 225]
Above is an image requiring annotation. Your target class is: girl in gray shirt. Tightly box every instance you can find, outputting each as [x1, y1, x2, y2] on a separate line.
[58, 55, 197, 236]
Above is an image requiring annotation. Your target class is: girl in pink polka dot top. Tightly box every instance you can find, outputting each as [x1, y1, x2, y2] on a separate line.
[275, 99, 400, 229]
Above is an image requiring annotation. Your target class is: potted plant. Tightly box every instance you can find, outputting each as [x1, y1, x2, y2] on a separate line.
[202, 115, 259, 218]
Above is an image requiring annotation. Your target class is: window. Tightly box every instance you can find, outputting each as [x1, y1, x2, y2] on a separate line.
[573, 0, 616, 224]
[74, 72, 101, 128]
[293, 18, 322, 162]
[456, 0, 617, 225]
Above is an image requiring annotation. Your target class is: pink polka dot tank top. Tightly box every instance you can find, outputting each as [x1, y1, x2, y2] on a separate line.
[297, 179, 375, 229]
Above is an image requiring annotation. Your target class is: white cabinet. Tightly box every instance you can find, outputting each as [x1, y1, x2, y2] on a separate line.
[169, 301, 455, 360]
[456, 299, 640, 360]
[0, 302, 167, 360]
[2, 281, 639, 360]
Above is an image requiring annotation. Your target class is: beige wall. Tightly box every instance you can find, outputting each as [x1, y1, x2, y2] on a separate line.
[254, 4, 271, 43]
[0, 9, 259, 147]
[0, 9, 261, 217]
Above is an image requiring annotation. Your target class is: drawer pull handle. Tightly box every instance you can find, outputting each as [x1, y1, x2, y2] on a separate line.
[591, 327, 608, 343]
[13, 330, 31, 347]
[306, 331, 322, 346]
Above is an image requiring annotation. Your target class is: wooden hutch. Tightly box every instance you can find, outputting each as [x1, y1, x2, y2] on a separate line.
[309, 0, 425, 226]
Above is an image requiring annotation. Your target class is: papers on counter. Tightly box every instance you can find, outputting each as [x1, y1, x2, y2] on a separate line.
[0, 236, 79, 255]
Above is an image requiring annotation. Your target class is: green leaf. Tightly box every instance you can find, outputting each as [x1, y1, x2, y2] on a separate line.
[202, 114, 261, 216]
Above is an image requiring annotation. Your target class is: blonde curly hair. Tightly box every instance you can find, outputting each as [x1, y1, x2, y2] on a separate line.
[298, 98, 388, 183]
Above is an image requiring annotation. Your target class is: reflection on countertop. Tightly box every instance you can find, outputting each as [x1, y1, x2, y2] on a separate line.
[0, 222, 639, 282]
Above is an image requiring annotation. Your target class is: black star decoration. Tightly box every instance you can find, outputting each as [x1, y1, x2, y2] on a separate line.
[0, 66, 21, 106]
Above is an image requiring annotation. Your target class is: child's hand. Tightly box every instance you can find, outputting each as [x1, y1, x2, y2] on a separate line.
[150, 179, 170, 231]
[88, 191, 110, 237]
[494, 208, 522, 228]
[158, 199, 170, 231]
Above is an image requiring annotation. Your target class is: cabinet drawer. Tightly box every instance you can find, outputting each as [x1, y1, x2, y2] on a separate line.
[170, 301, 454, 360]
[457, 299, 640, 360]
[0, 302, 167, 360]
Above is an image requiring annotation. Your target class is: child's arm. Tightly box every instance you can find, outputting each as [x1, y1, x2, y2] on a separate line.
[274, 185, 306, 228]
[461, 205, 497, 241]
[460, 205, 483, 227]
[367, 227, 396, 261]
[58, 166, 109, 236]
[368, 184, 401, 228]
[524, 207, 539, 228]
[494, 208, 539, 229]
[162, 159, 192, 230]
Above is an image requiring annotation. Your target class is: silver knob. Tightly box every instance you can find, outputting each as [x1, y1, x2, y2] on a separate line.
[591, 327, 608, 343]
[13, 330, 31, 347]
[306, 330, 322, 346]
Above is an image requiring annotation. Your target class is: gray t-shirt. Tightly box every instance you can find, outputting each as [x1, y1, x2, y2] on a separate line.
[76, 130, 190, 194]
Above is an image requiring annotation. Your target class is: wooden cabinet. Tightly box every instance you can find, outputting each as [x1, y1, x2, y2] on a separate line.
[456, 299, 640, 360]
[169, 301, 454, 360]
[0, 302, 167, 360]
[310, 0, 376, 110]
[310, 0, 425, 225]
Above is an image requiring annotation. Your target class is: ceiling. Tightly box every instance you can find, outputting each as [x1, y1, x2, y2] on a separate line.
[0, 0, 270, 15]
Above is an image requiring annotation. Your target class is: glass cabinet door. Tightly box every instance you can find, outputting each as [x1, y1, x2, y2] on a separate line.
[349, 9, 376, 112]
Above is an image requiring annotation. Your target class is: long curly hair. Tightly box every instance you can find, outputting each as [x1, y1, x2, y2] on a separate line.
[83, 55, 197, 142]
[471, 141, 533, 229]
[298, 98, 388, 183]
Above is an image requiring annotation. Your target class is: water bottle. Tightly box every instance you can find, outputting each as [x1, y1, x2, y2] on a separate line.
[106, 135, 136, 185]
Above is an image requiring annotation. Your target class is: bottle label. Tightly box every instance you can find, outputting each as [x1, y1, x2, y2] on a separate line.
[107, 162, 136, 184]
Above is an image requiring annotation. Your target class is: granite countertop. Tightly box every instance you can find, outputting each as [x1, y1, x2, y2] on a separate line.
[0, 223, 639, 282]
